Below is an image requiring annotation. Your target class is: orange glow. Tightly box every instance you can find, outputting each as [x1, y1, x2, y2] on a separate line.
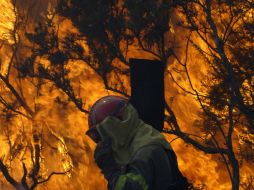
[0, 0, 15, 43]
[0, 1, 253, 190]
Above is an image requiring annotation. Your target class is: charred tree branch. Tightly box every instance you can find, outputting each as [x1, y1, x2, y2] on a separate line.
[0, 74, 34, 116]
[0, 95, 31, 119]
[36, 169, 71, 185]
[0, 160, 19, 189]
[164, 103, 227, 154]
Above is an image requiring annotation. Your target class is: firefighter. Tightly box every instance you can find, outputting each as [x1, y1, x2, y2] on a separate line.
[86, 95, 188, 190]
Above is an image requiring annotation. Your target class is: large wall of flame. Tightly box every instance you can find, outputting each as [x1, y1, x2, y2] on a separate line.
[0, 0, 253, 190]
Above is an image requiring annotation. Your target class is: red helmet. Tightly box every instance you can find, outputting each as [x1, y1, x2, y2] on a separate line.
[86, 95, 128, 143]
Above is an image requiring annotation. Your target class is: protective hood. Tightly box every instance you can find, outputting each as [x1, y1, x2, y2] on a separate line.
[96, 104, 171, 165]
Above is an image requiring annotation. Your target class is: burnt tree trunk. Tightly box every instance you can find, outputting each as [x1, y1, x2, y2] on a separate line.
[130, 58, 165, 132]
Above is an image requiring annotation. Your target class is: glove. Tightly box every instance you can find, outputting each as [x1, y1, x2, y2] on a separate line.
[94, 139, 120, 181]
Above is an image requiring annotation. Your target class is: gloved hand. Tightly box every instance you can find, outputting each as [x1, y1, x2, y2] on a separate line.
[94, 139, 120, 181]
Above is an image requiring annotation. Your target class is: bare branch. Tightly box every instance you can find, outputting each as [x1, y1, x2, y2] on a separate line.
[0, 74, 34, 116]
[164, 103, 227, 154]
[0, 160, 19, 188]
[36, 169, 71, 185]
[0, 95, 31, 119]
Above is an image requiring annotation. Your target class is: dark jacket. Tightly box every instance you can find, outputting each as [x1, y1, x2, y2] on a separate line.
[108, 144, 173, 190]
[95, 104, 188, 190]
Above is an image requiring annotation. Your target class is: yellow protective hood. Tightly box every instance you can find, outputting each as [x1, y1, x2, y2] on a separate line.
[96, 104, 171, 165]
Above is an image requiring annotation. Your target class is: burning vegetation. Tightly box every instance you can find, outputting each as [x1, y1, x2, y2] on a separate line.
[0, 0, 253, 190]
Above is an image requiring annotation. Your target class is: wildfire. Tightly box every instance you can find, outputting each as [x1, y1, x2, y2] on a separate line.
[0, 0, 15, 44]
[0, 0, 16, 77]
[0, 1, 253, 190]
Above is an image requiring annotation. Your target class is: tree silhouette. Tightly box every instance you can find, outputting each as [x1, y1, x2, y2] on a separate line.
[0, 3, 72, 190]
[1, 0, 253, 190]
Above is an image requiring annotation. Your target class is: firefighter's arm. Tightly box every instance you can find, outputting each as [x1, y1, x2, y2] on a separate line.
[94, 141, 153, 190]
[108, 159, 152, 190]
[94, 139, 120, 182]
[108, 147, 155, 190]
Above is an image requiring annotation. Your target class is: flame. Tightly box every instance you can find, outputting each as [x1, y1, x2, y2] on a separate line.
[0, 0, 16, 77]
[0, 1, 253, 190]
[0, 0, 15, 43]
